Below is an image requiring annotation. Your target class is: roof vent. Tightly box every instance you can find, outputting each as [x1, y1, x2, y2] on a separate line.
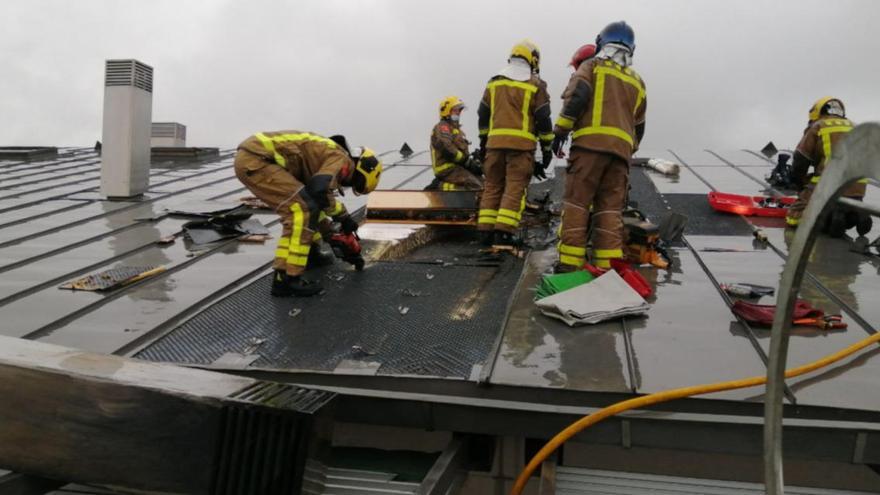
[104, 59, 153, 93]
[100, 59, 153, 199]
[151, 122, 186, 147]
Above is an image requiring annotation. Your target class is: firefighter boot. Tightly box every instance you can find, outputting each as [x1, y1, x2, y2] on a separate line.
[493, 231, 520, 248]
[478, 230, 495, 247]
[856, 212, 873, 236]
[271, 270, 323, 297]
[826, 209, 847, 238]
[306, 247, 335, 269]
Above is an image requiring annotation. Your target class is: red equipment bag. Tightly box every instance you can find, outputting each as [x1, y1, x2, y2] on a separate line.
[731, 299, 823, 326]
[584, 260, 653, 299]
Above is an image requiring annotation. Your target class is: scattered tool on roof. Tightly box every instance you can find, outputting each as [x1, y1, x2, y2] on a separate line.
[632, 157, 680, 176]
[708, 191, 796, 217]
[720, 283, 774, 298]
[328, 232, 365, 270]
[731, 299, 846, 330]
[60, 265, 167, 292]
[622, 209, 680, 269]
[766, 152, 799, 190]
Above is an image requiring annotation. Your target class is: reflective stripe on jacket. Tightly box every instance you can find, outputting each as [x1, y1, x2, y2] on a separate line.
[558, 59, 646, 160]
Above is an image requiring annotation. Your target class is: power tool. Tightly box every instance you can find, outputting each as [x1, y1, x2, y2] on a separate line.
[328, 232, 365, 271]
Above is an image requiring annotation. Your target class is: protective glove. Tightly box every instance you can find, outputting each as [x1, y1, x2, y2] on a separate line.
[464, 156, 483, 177]
[477, 136, 487, 161]
[338, 214, 359, 234]
[551, 134, 568, 158]
[298, 189, 320, 215]
[533, 160, 548, 181]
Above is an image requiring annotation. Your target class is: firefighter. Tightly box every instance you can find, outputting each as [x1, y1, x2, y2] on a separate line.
[552, 21, 647, 271]
[786, 97, 871, 235]
[569, 43, 597, 70]
[476, 40, 554, 247]
[234, 131, 383, 297]
[429, 96, 483, 191]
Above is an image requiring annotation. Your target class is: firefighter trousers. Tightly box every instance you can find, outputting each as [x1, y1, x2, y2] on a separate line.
[438, 166, 484, 191]
[558, 148, 629, 269]
[787, 179, 866, 226]
[234, 149, 316, 276]
[477, 149, 531, 233]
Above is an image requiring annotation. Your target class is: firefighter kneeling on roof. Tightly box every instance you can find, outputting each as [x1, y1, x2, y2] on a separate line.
[428, 96, 483, 191]
[785, 97, 872, 236]
[234, 131, 382, 297]
[553, 21, 647, 271]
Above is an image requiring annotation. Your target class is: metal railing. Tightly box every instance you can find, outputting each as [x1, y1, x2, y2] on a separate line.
[765, 122, 880, 494]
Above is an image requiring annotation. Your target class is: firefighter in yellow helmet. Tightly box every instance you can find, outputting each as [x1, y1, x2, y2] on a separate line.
[786, 97, 871, 236]
[234, 131, 382, 297]
[553, 21, 647, 270]
[429, 96, 483, 191]
[476, 39, 554, 247]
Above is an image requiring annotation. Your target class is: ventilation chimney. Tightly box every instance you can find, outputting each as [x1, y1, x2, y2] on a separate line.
[101, 59, 153, 199]
[151, 122, 186, 148]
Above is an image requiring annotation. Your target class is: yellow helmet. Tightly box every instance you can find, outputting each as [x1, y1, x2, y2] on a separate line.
[809, 96, 845, 122]
[353, 147, 382, 195]
[439, 96, 465, 119]
[510, 39, 541, 71]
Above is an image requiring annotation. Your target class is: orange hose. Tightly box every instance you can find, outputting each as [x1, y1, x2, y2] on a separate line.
[510, 331, 880, 495]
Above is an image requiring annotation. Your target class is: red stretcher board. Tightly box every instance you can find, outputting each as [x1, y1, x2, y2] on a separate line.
[707, 191, 797, 218]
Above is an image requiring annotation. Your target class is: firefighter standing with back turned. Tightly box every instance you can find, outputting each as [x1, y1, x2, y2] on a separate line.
[785, 97, 872, 236]
[234, 131, 383, 297]
[476, 40, 554, 248]
[553, 21, 647, 270]
[430, 96, 483, 191]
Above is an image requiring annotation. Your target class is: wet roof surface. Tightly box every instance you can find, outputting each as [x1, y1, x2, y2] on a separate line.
[1, 146, 879, 415]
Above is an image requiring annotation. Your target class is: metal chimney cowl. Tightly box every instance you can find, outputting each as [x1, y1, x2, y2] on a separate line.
[100, 59, 153, 199]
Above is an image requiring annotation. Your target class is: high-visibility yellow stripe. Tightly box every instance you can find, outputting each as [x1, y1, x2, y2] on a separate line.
[786, 216, 799, 226]
[487, 79, 539, 93]
[318, 211, 329, 222]
[478, 128, 489, 136]
[592, 71, 606, 127]
[559, 254, 585, 267]
[255, 132, 286, 167]
[558, 244, 586, 256]
[275, 248, 289, 259]
[255, 132, 338, 168]
[595, 66, 645, 113]
[277, 237, 290, 248]
[487, 79, 539, 142]
[454, 150, 464, 162]
[286, 255, 309, 266]
[539, 132, 554, 143]
[594, 248, 623, 259]
[312, 232, 322, 242]
[572, 126, 634, 145]
[818, 125, 852, 166]
[478, 209, 497, 224]
[498, 208, 522, 221]
[811, 176, 821, 184]
[442, 182, 458, 191]
[289, 203, 311, 262]
[556, 116, 574, 129]
[595, 258, 612, 268]
[434, 162, 455, 175]
[496, 215, 520, 227]
[488, 129, 537, 141]
[327, 201, 345, 217]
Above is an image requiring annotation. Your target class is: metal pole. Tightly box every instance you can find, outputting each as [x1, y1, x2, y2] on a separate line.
[764, 123, 880, 494]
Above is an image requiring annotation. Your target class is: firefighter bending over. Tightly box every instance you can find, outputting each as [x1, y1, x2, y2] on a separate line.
[234, 131, 382, 297]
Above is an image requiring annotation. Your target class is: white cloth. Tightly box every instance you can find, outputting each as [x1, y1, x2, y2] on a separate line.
[496, 58, 532, 82]
[535, 270, 649, 326]
[596, 43, 633, 67]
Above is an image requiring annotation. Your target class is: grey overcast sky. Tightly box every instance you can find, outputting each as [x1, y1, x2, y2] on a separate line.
[1, 0, 877, 155]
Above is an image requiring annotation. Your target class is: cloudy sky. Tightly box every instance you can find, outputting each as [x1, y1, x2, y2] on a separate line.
[1, 0, 877, 155]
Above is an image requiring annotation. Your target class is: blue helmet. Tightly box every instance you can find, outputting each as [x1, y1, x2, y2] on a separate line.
[596, 21, 635, 53]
